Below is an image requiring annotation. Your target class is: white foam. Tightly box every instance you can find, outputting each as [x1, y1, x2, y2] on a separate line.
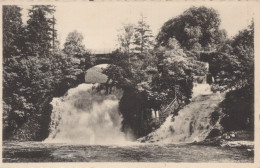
[46, 83, 128, 145]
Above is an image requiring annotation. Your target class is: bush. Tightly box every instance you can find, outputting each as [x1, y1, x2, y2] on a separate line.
[220, 85, 254, 131]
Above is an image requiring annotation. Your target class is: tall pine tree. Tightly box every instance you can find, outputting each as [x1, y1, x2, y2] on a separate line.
[133, 14, 154, 55]
[3, 5, 24, 61]
[25, 5, 55, 57]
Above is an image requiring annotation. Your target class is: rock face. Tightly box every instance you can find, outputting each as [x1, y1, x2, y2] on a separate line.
[85, 64, 109, 84]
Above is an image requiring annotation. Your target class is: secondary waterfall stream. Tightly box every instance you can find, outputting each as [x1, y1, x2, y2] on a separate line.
[45, 83, 127, 145]
[140, 77, 224, 143]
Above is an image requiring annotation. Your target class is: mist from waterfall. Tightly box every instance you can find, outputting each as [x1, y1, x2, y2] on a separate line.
[45, 83, 128, 145]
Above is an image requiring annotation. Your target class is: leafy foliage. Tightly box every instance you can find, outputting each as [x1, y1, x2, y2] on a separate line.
[3, 6, 24, 60]
[218, 23, 254, 131]
[156, 6, 227, 51]
[25, 5, 55, 57]
[151, 38, 207, 104]
[63, 30, 86, 57]
[3, 5, 92, 140]
[220, 85, 254, 131]
[133, 15, 154, 55]
[104, 17, 156, 137]
[200, 22, 254, 132]
[63, 30, 92, 72]
[109, 7, 254, 138]
[117, 24, 135, 54]
[201, 22, 254, 91]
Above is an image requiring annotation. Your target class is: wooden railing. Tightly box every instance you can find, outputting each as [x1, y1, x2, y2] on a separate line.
[163, 97, 176, 113]
[150, 98, 178, 125]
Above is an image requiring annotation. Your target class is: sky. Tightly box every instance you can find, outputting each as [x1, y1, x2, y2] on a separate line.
[21, 2, 255, 51]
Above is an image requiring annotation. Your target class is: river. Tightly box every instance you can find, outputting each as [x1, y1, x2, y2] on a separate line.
[3, 141, 253, 162]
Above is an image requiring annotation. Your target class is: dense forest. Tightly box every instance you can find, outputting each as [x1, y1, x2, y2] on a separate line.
[3, 5, 254, 140]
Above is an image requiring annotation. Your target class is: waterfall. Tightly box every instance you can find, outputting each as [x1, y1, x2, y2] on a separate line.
[140, 75, 224, 144]
[45, 83, 127, 145]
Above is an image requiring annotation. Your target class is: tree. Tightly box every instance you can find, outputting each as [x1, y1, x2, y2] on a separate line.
[104, 40, 156, 138]
[63, 30, 91, 78]
[112, 16, 155, 86]
[3, 5, 26, 139]
[63, 30, 86, 57]
[115, 16, 154, 75]
[231, 21, 254, 88]
[204, 22, 254, 132]
[207, 22, 254, 91]
[3, 5, 92, 141]
[156, 6, 227, 52]
[133, 14, 154, 55]
[117, 24, 135, 55]
[220, 86, 254, 131]
[3, 5, 24, 61]
[105, 38, 206, 139]
[26, 5, 55, 57]
[3, 56, 50, 139]
[117, 24, 135, 70]
[152, 38, 206, 104]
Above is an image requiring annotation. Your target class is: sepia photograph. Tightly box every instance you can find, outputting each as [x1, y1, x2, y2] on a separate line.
[1, 0, 259, 166]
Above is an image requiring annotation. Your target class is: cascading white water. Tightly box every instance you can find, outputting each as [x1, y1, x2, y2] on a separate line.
[45, 83, 127, 145]
[192, 83, 212, 98]
[140, 76, 224, 144]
